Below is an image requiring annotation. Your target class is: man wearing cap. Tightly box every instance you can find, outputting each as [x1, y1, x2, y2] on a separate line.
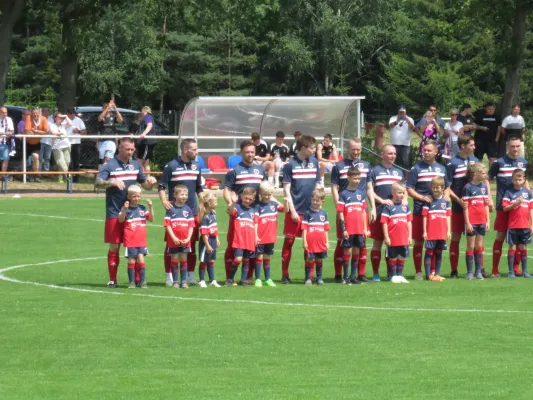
[66, 108, 87, 182]
[389, 105, 414, 174]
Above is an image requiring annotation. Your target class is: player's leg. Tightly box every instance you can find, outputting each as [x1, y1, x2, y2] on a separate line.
[334, 213, 343, 282]
[105, 216, 123, 288]
[412, 215, 424, 279]
[492, 211, 508, 277]
[465, 234, 475, 279]
[228, 249, 243, 285]
[369, 217, 384, 280]
[170, 253, 180, 288]
[474, 234, 484, 279]
[351, 246, 361, 282]
[519, 242, 531, 278]
[304, 254, 315, 285]
[507, 240, 517, 278]
[240, 257, 250, 285]
[434, 242, 444, 278]
[357, 238, 370, 282]
[450, 211, 464, 278]
[319, 162, 326, 186]
[341, 246, 351, 283]
[187, 216, 199, 285]
[281, 212, 300, 283]
[198, 238, 207, 285]
[264, 161, 275, 184]
[127, 255, 137, 288]
[225, 216, 235, 279]
[178, 253, 189, 288]
[137, 253, 147, 287]
[263, 254, 275, 286]
[254, 253, 263, 286]
[424, 242, 434, 280]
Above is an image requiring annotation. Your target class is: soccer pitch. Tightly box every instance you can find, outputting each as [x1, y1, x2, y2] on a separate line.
[1, 196, 533, 399]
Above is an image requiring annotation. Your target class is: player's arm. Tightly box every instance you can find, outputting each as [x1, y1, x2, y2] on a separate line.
[118, 202, 128, 223]
[447, 214, 452, 240]
[529, 207, 533, 232]
[165, 225, 179, 244]
[422, 215, 428, 240]
[223, 187, 234, 206]
[363, 210, 369, 237]
[331, 184, 340, 206]
[146, 200, 154, 222]
[302, 228, 308, 250]
[463, 201, 472, 233]
[366, 181, 377, 222]
[382, 221, 390, 246]
[316, 143, 327, 162]
[485, 204, 490, 230]
[95, 166, 124, 190]
[407, 188, 428, 203]
[141, 179, 157, 191]
[158, 186, 172, 210]
[483, 178, 494, 210]
[185, 226, 194, 244]
[331, 144, 339, 162]
[115, 108, 124, 123]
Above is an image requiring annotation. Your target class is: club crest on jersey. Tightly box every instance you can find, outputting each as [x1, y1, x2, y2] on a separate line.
[183, 211, 189, 217]
[481, 188, 486, 194]
[356, 194, 362, 201]
[441, 203, 446, 209]
[393, 170, 399, 176]
[253, 169, 259, 175]
[518, 162, 524, 168]
[140, 211, 145, 217]
[435, 167, 440, 173]
[523, 193, 529, 199]
[320, 215, 325, 221]
[127, 164, 134, 170]
[270, 205, 276, 212]
[358, 163, 364, 169]
[191, 164, 197, 170]
[402, 206, 407, 212]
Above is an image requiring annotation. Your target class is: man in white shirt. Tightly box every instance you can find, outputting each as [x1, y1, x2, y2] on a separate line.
[66, 108, 87, 182]
[388, 105, 414, 174]
[500, 104, 526, 158]
[0, 107, 15, 174]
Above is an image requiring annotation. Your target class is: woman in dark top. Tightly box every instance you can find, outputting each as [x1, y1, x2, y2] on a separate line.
[136, 106, 155, 173]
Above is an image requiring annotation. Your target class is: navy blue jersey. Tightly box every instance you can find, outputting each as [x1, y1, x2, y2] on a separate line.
[331, 158, 371, 197]
[200, 211, 218, 237]
[489, 155, 528, 211]
[283, 156, 320, 214]
[368, 165, 404, 215]
[224, 162, 265, 204]
[445, 154, 479, 213]
[97, 156, 147, 218]
[406, 161, 450, 215]
[159, 157, 203, 215]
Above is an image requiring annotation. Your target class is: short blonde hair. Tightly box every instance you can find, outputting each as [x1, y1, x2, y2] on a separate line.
[173, 184, 188, 195]
[312, 187, 326, 201]
[431, 176, 445, 189]
[391, 182, 405, 192]
[241, 187, 257, 197]
[259, 181, 274, 195]
[128, 184, 142, 194]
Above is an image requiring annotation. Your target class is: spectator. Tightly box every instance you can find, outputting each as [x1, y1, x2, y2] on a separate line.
[66, 108, 87, 182]
[289, 131, 302, 158]
[16, 109, 31, 158]
[457, 104, 476, 136]
[269, 131, 290, 187]
[388, 105, 415, 172]
[49, 112, 72, 183]
[316, 133, 339, 186]
[0, 106, 14, 175]
[251, 131, 275, 185]
[474, 102, 501, 165]
[97, 101, 123, 165]
[501, 104, 526, 158]
[39, 106, 53, 177]
[415, 104, 444, 134]
[129, 113, 142, 134]
[418, 110, 441, 158]
[24, 108, 49, 182]
[137, 106, 156, 174]
[443, 109, 464, 160]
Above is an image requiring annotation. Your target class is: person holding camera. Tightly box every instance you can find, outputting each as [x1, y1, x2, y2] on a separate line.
[389, 105, 414, 172]
[97, 100, 123, 165]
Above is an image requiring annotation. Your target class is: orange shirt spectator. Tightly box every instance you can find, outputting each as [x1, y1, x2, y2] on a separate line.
[25, 111, 49, 145]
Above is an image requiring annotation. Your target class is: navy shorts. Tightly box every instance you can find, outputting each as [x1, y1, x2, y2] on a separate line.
[507, 229, 532, 246]
[125, 247, 148, 258]
[234, 248, 255, 259]
[167, 246, 191, 254]
[307, 251, 328, 260]
[386, 246, 410, 259]
[425, 240, 448, 250]
[199, 236, 217, 263]
[466, 224, 486, 237]
[256, 243, 275, 256]
[340, 234, 364, 248]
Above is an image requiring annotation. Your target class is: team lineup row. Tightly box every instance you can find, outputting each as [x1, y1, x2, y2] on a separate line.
[94, 133, 530, 288]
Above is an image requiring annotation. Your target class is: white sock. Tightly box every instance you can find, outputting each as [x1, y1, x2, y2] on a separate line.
[320, 177, 325, 185]
[268, 176, 274, 184]
[166, 272, 172, 280]
[187, 271, 194, 280]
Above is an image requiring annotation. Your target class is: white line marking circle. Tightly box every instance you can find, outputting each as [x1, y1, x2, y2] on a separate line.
[1, 257, 533, 315]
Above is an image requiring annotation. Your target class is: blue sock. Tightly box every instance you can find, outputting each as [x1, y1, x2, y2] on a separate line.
[263, 260, 271, 280]
[351, 256, 359, 279]
[424, 250, 433, 278]
[199, 263, 206, 281]
[240, 260, 249, 281]
[466, 252, 474, 274]
[305, 262, 313, 280]
[474, 251, 483, 274]
[230, 260, 239, 280]
[435, 249, 442, 275]
[171, 264, 179, 283]
[255, 260, 262, 280]
[207, 262, 215, 281]
[508, 250, 516, 273]
[180, 262, 188, 283]
[128, 264, 135, 283]
[521, 249, 528, 273]
[138, 266, 146, 283]
[316, 260, 323, 279]
[342, 256, 350, 280]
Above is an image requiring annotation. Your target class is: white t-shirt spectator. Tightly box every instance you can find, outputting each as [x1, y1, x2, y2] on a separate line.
[502, 115, 526, 140]
[50, 122, 71, 150]
[67, 116, 87, 145]
[444, 121, 463, 145]
[41, 116, 54, 146]
[389, 115, 415, 146]
[0, 117, 14, 145]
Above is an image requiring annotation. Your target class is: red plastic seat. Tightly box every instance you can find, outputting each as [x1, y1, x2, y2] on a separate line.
[330, 154, 344, 161]
[207, 155, 229, 172]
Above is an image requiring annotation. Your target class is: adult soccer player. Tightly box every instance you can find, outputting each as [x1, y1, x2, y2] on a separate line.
[331, 138, 375, 283]
[159, 138, 203, 286]
[96, 137, 157, 288]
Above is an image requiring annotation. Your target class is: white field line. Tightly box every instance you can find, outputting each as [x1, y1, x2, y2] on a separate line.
[2, 257, 533, 315]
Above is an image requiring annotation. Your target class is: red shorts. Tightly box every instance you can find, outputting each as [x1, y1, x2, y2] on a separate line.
[227, 215, 235, 244]
[283, 212, 304, 237]
[412, 214, 424, 241]
[494, 211, 509, 232]
[104, 218, 124, 244]
[451, 211, 465, 234]
[369, 219, 384, 241]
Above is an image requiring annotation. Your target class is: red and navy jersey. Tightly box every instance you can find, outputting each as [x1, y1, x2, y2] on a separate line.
[302, 209, 330, 253]
[224, 162, 265, 204]
[123, 205, 150, 248]
[446, 154, 479, 213]
[283, 156, 320, 214]
[199, 211, 218, 237]
[407, 161, 450, 215]
[159, 158, 202, 215]
[336, 188, 367, 235]
[164, 204, 194, 248]
[256, 201, 284, 244]
[421, 197, 451, 240]
[462, 182, 489, 225]
[97, 156, 147, 218]
[331, 158, 371, 196]
[489, 155, 528, 211]
[502, 188, 533, 229]
[368, 165, 404, 215]
[231, 204, 257, 251]
[380, 203, 412, 247]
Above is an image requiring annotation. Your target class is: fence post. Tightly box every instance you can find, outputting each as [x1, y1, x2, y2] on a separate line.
[22, 136, 27, 184]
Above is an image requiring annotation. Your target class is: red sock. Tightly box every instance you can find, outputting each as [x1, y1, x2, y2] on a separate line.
[107, 251, 119, 282]
[371, 249, 381, 275]
[450, 240, 459, 272]
[359, 247, 367, 276]
[492, 240, 503, 275]
[224, 246, 233, 279]
[187, 244, 197, 272]
[334, 241, 343, 276]
[514, 249, 522, 274]
[413, 245, 423, 273]
[281, 238, 295, 278]
[134, 261, 141, 283]
[164, 250, 171, 273]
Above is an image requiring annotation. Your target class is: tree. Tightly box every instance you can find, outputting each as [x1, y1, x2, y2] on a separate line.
[0, 0, 25, 104]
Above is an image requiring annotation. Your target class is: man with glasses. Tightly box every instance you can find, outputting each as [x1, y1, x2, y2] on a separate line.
[0, 107, 14, 175]
[415, 105, 444, 135]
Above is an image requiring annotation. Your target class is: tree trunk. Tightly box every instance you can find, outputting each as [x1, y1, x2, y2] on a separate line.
[501, 5, 530, 116]
[58, 4, 78, 109]
[159, 15, 167, 119]
[0, 0, 25, 105]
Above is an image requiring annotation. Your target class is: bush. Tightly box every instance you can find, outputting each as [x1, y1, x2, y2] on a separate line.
[151, 140, 179, 171]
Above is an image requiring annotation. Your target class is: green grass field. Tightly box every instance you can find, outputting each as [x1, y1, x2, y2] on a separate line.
[1, 195, 533, 399]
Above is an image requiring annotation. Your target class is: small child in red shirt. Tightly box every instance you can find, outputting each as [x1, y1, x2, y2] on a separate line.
[502, 169, 533, 278]
[422, 176, 451, 282]
[118, 185, 154, 288]
[462, 163, 490, 280]
[381, 182, 412, 283]
[227, 187, 258, 286]
[198, 191, 221, 288]
[302, 188, 330, 286]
